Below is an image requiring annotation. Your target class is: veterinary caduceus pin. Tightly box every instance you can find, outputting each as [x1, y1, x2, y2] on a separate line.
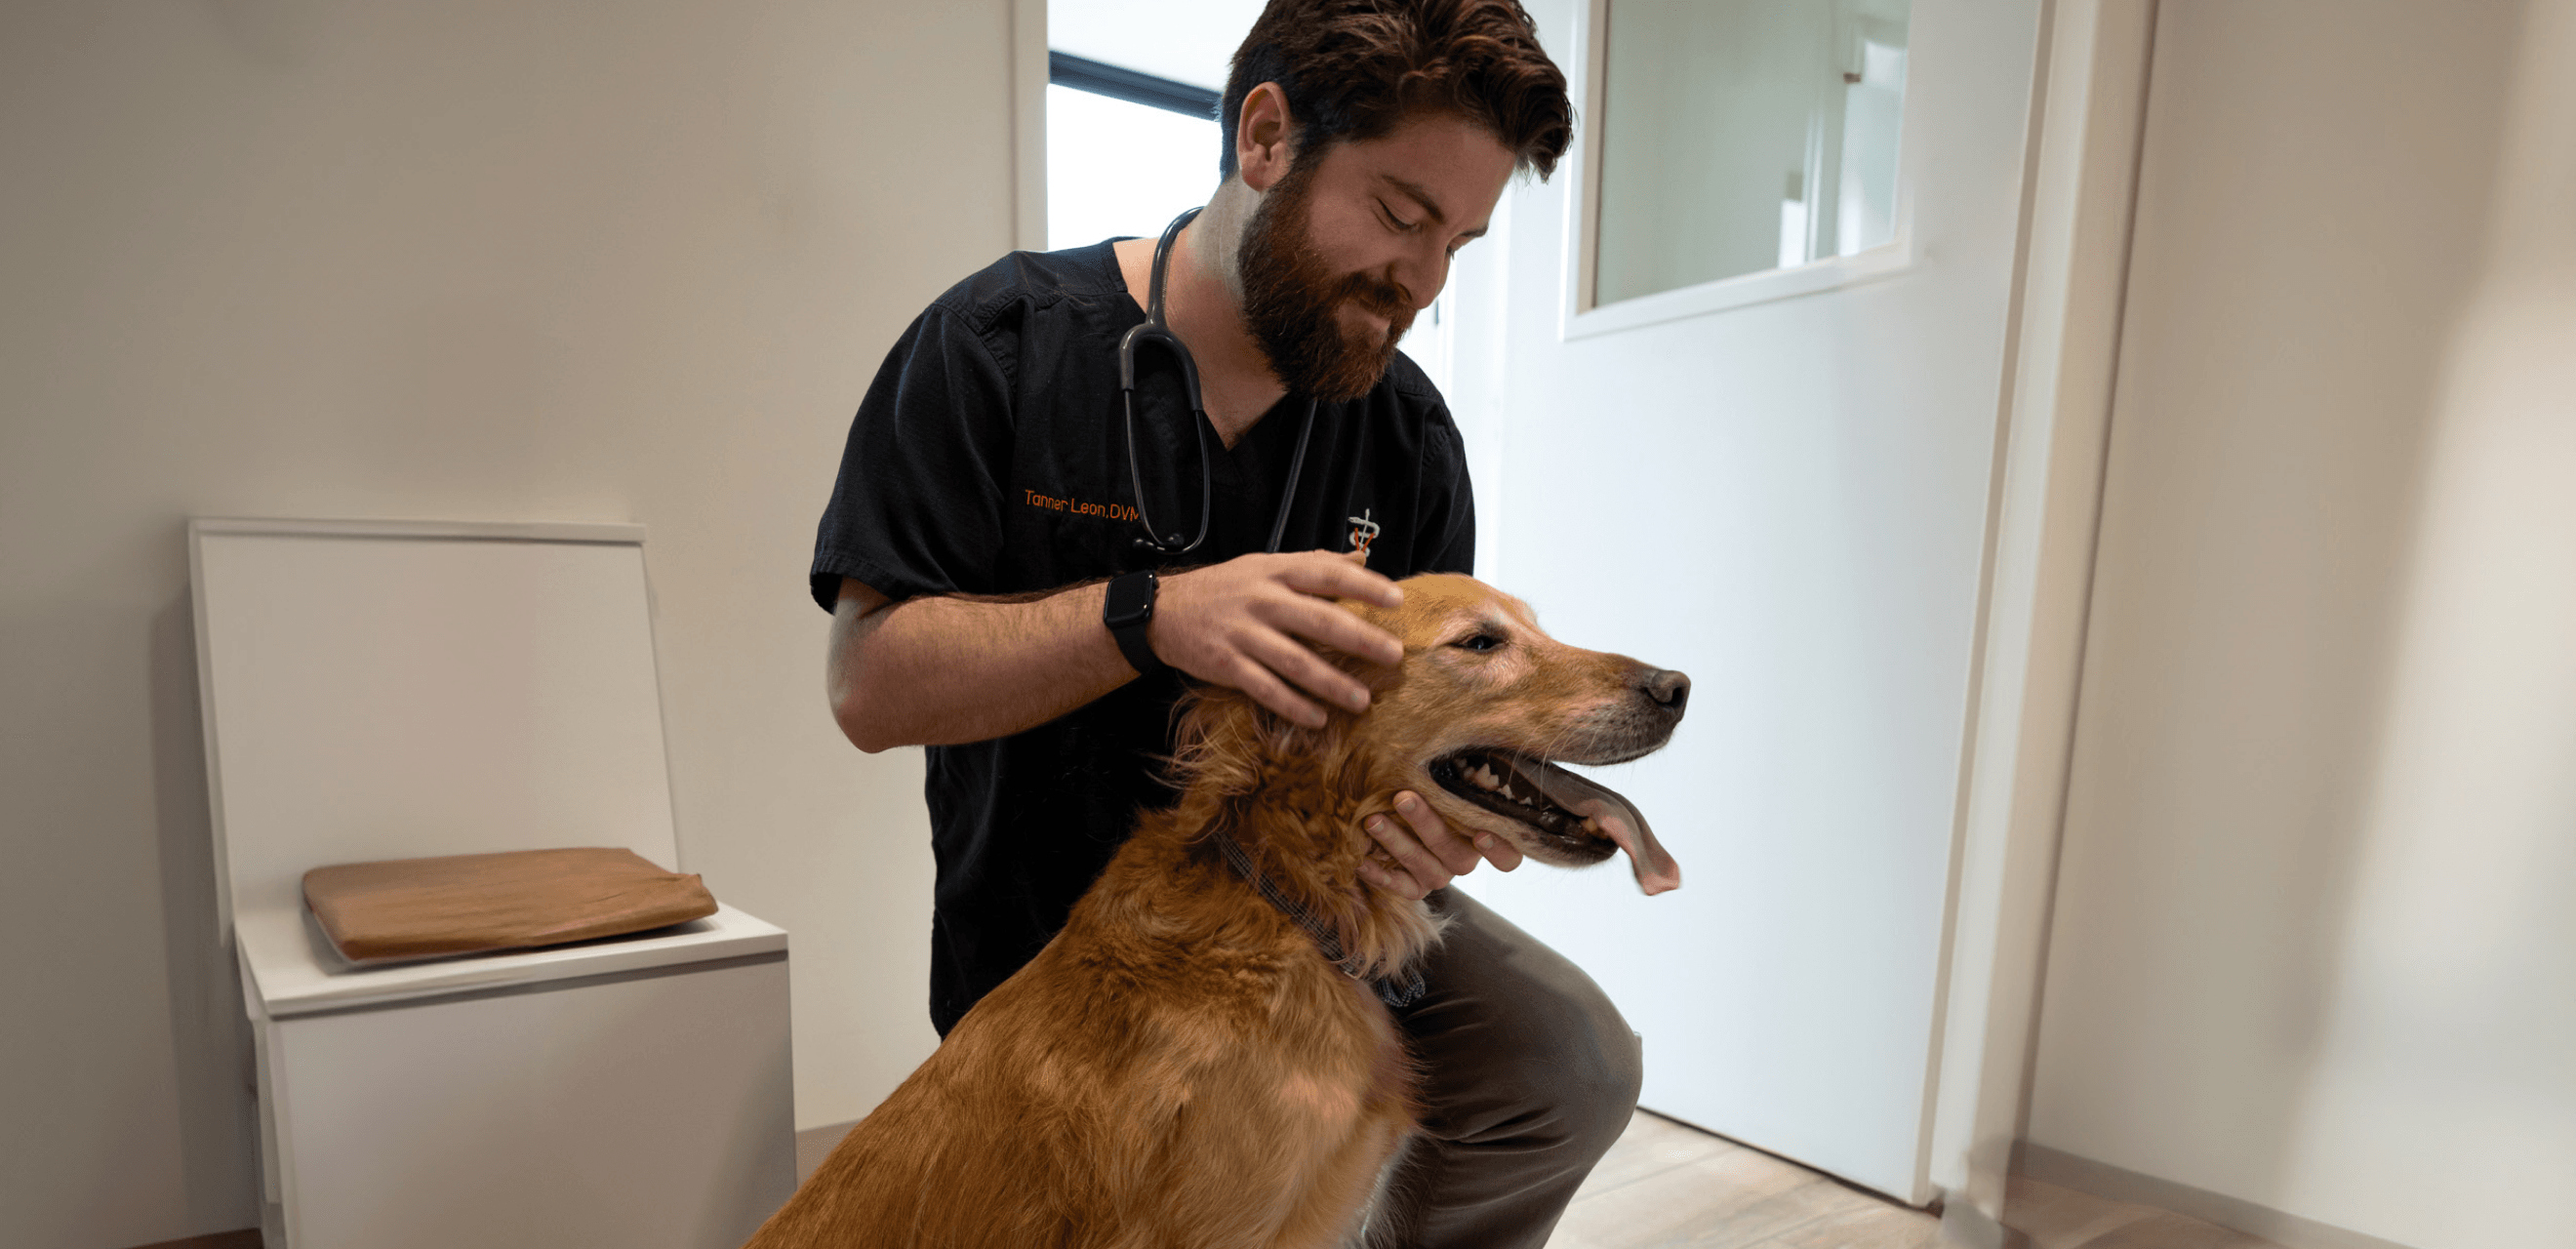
[1348, 508, 1381, 560]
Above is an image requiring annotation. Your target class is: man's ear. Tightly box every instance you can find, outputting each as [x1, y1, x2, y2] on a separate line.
[1236, 82, 1296, 192]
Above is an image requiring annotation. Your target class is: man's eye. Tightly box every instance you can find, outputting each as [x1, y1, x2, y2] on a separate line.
[1453, 633, 1505, 653]
[1379, 200, 1418, 232]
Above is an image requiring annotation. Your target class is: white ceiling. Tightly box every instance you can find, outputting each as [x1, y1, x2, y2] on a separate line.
[1049, 0, 1272, 93]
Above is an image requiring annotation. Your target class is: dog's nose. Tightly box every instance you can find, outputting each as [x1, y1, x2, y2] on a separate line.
[1643, 668, 1690, 718]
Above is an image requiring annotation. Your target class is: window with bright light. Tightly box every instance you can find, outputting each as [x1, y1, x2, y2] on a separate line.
[1047, 84, 1221, 253]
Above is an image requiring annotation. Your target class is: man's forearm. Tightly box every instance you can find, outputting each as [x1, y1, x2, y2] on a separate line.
[828, 580, 1137, 752]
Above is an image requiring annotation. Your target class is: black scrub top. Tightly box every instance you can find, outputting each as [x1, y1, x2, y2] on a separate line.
[811, 241, 1475, 1035]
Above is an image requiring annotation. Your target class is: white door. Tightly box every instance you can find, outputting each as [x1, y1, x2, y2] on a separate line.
[1451, 0, 2044, 1203]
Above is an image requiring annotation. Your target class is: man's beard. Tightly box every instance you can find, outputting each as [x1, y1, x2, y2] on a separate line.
[1237, 157, 1418, 403]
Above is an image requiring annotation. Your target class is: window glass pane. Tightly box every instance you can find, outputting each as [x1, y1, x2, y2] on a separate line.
[1048, 85, 1221, 252]
[1593, 0, 1912, 305]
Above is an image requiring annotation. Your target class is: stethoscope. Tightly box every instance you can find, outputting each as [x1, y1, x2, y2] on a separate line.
[1119, 207, 1319, 555]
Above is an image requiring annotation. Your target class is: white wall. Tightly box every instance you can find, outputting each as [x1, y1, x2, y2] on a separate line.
[2028, 2, 2576, 1246]
[0, 4, 1012, 1245]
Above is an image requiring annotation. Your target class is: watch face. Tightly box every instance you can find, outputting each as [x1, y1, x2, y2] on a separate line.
[1107, 571, 1155, 625]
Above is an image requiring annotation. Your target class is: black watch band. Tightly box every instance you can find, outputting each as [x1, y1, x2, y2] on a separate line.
[1103, 570, 1165, 677]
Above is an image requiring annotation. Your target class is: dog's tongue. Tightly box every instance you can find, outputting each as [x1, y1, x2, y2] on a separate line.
[1529, 761, 1681, 895]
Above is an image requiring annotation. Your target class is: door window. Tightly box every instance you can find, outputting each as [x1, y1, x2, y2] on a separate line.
[1593, 0, 1912, 306]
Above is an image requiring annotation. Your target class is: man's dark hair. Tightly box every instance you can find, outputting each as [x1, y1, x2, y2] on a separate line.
[1219, 0, 1574, 181]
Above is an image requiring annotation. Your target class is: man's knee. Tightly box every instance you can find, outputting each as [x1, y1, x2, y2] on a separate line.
[1405, 889, 1645, 1152]
[1543, 979, 1643, 1153]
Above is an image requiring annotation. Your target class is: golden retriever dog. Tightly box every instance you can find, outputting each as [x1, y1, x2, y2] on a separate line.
[746, 573, 1687, 1249]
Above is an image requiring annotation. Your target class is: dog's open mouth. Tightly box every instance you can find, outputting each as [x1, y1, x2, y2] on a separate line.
[1429, 750, 1602, 849]
[1427, 749, 1682, 894]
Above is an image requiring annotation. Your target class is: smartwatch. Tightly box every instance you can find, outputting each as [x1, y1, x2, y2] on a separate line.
[1103, 570, 1165, 677]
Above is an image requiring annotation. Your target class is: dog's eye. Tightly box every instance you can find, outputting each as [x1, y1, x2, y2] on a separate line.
[1453, 633, 1506, 653]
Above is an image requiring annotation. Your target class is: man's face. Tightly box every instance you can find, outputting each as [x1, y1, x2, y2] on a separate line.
[1238, 110, 1518, 402]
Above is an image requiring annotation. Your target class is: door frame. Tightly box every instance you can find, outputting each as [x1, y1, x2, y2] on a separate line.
[1011, 0, 1049, 253]
[1922, 0, 2156, 1238]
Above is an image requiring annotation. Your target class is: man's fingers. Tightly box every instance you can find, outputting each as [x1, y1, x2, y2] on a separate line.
[1259, 594, 1404, 668]
[1276, 551, 1403, 610]
[1355, 844, 1420, 899]
[1361, 815, 1437, 900]
[1228, 656, 1329, 729]
[1392, 791, 1481, 876]
[1364, 792, 1477, 900]
[1241, 628, 1372, 714]
[1152, 552, 1407, 729]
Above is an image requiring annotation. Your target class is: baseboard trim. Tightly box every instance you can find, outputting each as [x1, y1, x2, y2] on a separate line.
[125, 1233, 262, 1249]
[796, 1118, 860, 1184]
[2015, 1144, 2418, 1249]
[1940, 1195, 2033, 1248]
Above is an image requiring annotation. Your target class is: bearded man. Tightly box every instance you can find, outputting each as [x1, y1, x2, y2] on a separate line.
[811, 2, 1637, 1242]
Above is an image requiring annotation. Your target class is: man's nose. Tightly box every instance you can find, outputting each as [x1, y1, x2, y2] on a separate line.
[1391, 248, 1447, 310]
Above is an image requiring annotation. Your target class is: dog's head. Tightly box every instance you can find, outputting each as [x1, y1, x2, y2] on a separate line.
[1169, 573, 1687, 894]
[1334, 574, 1687, 893]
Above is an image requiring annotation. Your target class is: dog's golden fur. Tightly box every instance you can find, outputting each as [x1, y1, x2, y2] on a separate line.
[745, 574, 1682, 1249]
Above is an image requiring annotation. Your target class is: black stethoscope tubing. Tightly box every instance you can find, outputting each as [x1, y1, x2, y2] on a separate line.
[1119, 207, 1319, 556]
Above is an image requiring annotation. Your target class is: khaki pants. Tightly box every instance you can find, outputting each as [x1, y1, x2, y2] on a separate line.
[1374, 888, 1645, 1248]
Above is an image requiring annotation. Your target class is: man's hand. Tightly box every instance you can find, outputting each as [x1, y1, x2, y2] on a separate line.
[1145, 553, 1520, 897]
[1358, 790, 1525, 900]
[1149, 551, 1406, 727]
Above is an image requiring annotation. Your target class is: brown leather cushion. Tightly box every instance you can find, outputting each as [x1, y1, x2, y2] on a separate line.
[302, 847, 718, 964]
